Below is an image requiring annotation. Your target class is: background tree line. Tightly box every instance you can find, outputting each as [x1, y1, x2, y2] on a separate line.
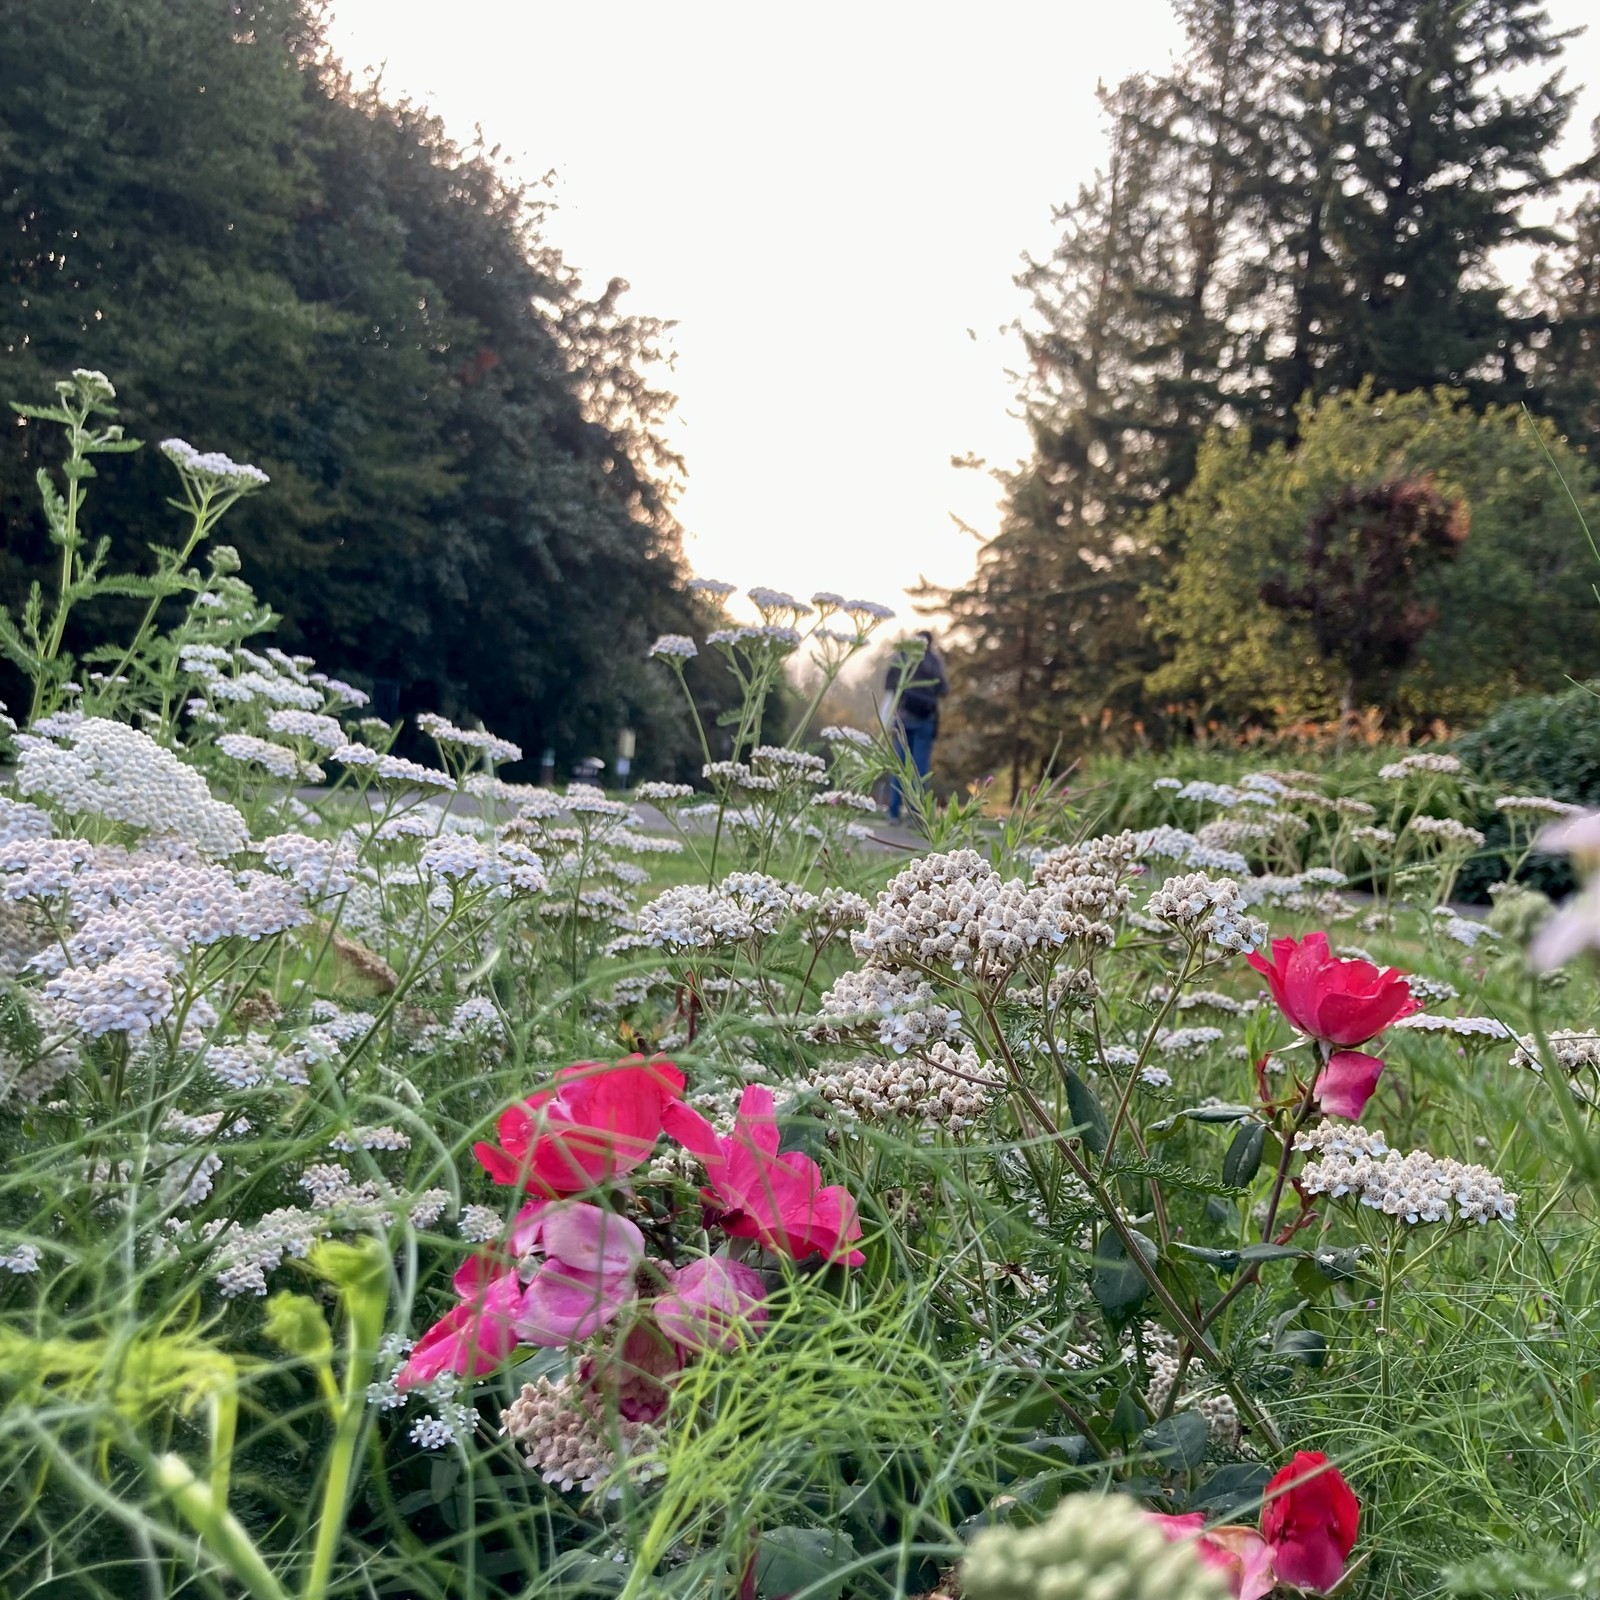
[0, 0, 736, 778]
[929, 0, 1600, 793]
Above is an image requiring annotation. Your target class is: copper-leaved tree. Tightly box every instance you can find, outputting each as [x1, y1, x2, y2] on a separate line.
[1261, 475, 1469, 727]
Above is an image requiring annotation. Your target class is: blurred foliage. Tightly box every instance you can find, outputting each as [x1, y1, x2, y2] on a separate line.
[1147, 389, 1600, 728]
[0, 0, 731, 779]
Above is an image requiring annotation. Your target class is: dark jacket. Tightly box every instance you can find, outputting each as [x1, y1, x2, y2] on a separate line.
[886, 645, 949, 723]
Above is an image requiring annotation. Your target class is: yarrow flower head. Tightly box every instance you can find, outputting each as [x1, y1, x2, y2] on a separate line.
[648, 634, 698, 661]
[159, 438, 270, 488]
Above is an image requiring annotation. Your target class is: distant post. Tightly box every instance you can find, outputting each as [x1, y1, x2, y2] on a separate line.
[615, 728, 637, 789]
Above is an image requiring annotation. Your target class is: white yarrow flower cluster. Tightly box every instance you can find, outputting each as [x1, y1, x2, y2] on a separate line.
[1409, 815, 1485, 849]
[812, 1040, 1002, 1129]
[17, 718, 249, 856]
[1296, 1121, 1515, 1224]
[1143, 872, 1267, 951]
[815, 967, 964, 1055]
[1390, 1013, 1512, 1041]
[1379, 752, 1462, 780]
[501, 1376, 661, 1493]
[159, 438, 270, 487]
[648, 634, 698, 660]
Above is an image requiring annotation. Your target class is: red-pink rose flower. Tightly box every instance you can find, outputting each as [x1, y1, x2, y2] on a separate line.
[396, 1257, 522, 1390]
[1248, 933, 1418, 1047]
[1261, 1451, 1360, 1594]
[473, 1057, 686, 1194]
[662, 1086, 865, 1266]
[1149, 1514, 1275, 1600]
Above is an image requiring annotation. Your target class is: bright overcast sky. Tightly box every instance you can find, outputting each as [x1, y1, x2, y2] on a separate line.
[324, 1, 1599, 621]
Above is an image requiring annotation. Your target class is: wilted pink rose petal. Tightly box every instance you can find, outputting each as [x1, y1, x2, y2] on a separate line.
[655, 1257, 769, 1353]
[1314, 1050, 1385, 1120]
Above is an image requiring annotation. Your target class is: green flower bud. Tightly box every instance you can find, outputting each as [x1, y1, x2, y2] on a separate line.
[963, 1494, 1230, 1600]
[263, 1292, 333, 1363]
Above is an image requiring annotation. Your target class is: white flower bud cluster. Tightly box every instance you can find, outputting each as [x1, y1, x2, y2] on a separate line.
[1132, 825, 1249, 876]
[1509, 1029, 1600, 1076]
[634, 782, 696, 803]
[1033, 830, 1140, 890]
[648, 634, 698, 660]
[1294, 1121, 1390, 1160]
[1239, 772, 1288, 796]
[1390, 1013, 1511, 1041]
[851, 850, 1122, 982]
[1434, 910, 1497, 948]
[410, 1190, 451, 1228]
[962, 1491, 1229, 1600]
[1352, 825, 1397, 850]
[159, 438, 270, 486]
[624, 884, 759, 950]
[808, 888, 870, 942]
[328, 1125, 411, 1152]
[458, 1204, 504, 1243]
[265, 710, 347, 752]
[704, 624, 800, 650]
[371, 754, 455, 790]
[445, 995, 505, 1042]
[502, 1376, 662, 1493]
[418, 835, 547, 900]
[415, 712, 523, 764]
[1409, 815, 1486, 849]
[702, 760, 778, 792]
[1196, 817, 1276, 849]
[1144, 872, 1266, 951]
[1296, 1121, 1516, 1225]
[1176, 989, 1252, 1016]
[812, 1040, 1003, 1128]
[1173, 780, 1240, 807]
[216, 733, 318, 782]
[560, 784, 629, 818]
[409, 1397, 481, 1450]
[821, 725, 874, 749]
[1137, 1327, 1239, 1448]
[1153, 1026, 1225, 1058]
[0, 800, 54, 847]
[813, 789, 877, 812]
[206, 1206, 325, 1296]
[1380, 752, 1462, 779]
[43, 949, 173, 1039]
[17, 718, 249, 856]
[259, 833, 358, 898]
[687, 577, 737, 597]
[815, 967, 964, 1055]
[0, 1243, 41, 1274]
[1497, 794, 1584, 818]
[720, 872, 815, 932]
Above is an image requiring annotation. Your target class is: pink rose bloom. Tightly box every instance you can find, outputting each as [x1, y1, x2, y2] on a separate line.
[514, 1201, 646, 1346]
[474, 1057, 686, 1195]
[655, 1257, 769, 1352]
[1149, 1514, 1275, 1600]
[396, 1257, 522, 1391]
[1249, 933, 1418, 1047]
[663, 1086, 865, 1266]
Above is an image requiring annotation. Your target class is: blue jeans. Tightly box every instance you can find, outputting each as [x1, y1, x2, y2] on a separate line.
[888, 714, 937, 821]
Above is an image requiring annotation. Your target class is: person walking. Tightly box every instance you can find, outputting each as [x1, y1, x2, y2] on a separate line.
[884, 630, 948, 823]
